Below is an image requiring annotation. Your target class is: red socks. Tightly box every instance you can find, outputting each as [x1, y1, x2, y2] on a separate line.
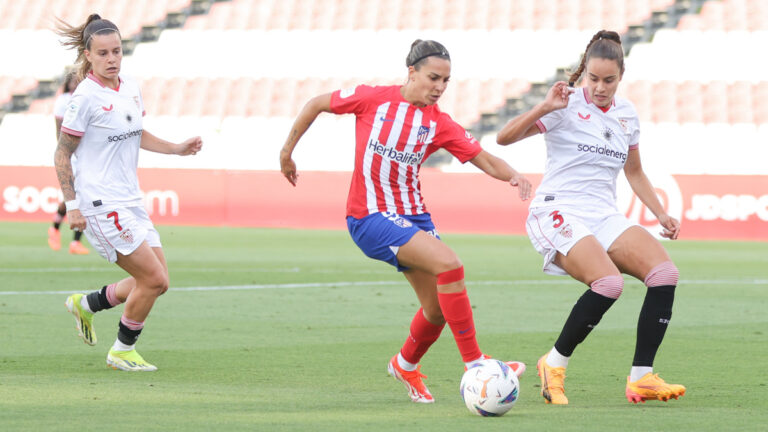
[400, 308, 445, 364]
[437, 285, 482, 362]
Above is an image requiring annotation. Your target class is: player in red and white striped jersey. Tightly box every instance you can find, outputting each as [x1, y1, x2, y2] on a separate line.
[281, 40, 531, 404]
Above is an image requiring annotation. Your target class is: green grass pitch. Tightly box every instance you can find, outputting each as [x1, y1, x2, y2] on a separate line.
[0, 222, 766, 431]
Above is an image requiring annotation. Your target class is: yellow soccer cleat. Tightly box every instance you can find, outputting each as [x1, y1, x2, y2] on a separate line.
[626, 373, 686, 403]
[537, 353, 568, 405]
[107, 349, 158, 372]
[387, 355, 434, 403]
[65, 293, 96, 345]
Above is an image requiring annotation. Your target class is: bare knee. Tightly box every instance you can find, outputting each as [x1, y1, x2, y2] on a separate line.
[434, 254, 462, 276]
[141, 269, 169, 296]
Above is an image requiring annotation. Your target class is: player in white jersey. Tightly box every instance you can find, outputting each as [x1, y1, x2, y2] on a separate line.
[48, 70, 90, 255]
[281, 40, 531, 404]
[54, 14, 202, 372]
[497, 30, 685, 405]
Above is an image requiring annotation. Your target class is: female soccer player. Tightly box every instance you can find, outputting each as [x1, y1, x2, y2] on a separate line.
[48, 70, 90, 255]
[496, 30, 686, 405]
[56, 14, 202, 371]
[280, 40, 532, 404]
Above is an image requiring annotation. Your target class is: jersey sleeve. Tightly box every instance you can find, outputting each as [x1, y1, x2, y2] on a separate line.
[60, 92, 90, 137]
[330, 84, 372, 115]
[535, 105, 566, 133]
[433, 115, 482, 163]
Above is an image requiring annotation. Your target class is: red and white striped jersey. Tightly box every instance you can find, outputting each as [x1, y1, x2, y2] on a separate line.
[330, 85, 482, 219]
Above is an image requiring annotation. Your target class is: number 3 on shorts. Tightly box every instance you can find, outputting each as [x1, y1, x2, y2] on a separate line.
[107, 211, 123, 231]
[549, 210, 564, 228]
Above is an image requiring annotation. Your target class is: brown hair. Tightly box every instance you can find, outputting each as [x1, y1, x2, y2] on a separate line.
[406, 39, 450, 70]
[61, 69, 79, 93]
[568, 30, 624, 86]
[55, 14, 121, 80]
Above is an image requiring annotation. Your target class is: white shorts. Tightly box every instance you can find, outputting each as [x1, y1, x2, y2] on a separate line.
[526, 204, 634, 276]
[83, 206, 161, 263]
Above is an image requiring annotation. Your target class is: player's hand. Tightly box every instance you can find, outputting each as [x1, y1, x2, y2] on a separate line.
[67, 209, 86, 232]
[177, 136, 203, 156]
[658, 214, 680, 240]
[280, 154, 299, 186]
[543, 81, 574, 113]
[509, 170, 532, 201]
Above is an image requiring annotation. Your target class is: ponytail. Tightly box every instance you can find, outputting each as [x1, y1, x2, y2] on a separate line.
[56, 14, 121, 80]
[568, 30, 624, 86]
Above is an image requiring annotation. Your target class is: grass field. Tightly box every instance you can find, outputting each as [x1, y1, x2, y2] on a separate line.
[1, 221, 766, 431]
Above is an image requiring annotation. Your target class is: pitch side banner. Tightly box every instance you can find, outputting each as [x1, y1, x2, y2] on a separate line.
[1, 166, 766, 240]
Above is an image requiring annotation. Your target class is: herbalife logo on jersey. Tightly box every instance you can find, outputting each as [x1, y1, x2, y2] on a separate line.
[368, 140, 424, 166]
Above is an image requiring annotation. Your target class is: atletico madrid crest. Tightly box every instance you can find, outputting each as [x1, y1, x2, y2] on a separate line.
[416, 125, 430, 144]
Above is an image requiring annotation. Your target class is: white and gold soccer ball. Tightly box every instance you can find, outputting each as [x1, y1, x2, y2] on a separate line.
[459, 359, 519, 416]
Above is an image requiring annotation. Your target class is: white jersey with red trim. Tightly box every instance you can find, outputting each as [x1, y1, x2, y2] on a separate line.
[533, 87, 640, 210]
[61, 73, 145, 216]
[330, 85, 482, 219]
[53, 91, 72, 119]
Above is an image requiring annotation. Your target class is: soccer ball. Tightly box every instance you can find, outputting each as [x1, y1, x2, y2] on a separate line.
[460, 359, 519, 416]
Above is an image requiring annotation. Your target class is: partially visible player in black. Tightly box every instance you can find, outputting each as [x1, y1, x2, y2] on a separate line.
[48, 70, 90, 255]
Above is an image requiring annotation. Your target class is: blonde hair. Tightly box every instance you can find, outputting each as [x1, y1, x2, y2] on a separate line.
[56, 14, 121, 80]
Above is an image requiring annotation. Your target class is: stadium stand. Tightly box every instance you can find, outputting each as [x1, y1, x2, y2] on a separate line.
[2, 0, 767, 176]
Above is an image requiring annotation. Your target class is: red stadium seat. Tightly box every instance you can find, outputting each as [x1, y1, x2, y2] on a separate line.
[728, 81, 753, 124]
[703, 81, 729, 123]
[676, 81, 704, 124]
[650, 80, 678, 124]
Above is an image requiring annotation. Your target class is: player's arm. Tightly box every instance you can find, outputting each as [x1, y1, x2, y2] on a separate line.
[280, 92, 333, 186]
[55, 118, 63, 140]
[496, 81, 573, 145]
[469, 150, 531, 201]
[623, 148, 680, 239]
[54, 132, 85, 230]
[140, 130, 202, 156]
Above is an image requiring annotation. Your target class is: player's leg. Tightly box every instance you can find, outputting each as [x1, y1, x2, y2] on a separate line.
[386, 268, 445, 403]
[47, 202, 66, 251]
[608, 226, 686, 403]
[105, 242, 168, 372]
[536, 236, 622, 405]
[397, 231, 485, 365]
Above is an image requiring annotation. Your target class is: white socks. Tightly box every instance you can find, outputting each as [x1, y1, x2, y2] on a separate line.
[112, 340, 134, 352]
[630, 366, 653, 382]
[545, 347, 653, 381]
[397, 352, 418, 371]
[546, 347, 570, 368]
[80, 295, 93, 313]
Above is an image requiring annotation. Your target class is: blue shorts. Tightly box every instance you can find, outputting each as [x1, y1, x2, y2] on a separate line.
[346, 212, 440, 272]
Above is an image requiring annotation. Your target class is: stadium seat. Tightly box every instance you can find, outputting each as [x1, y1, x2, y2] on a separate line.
[650, 80, 678, 124]
[728, 81, 753, 124]
[676, 80, 704, 124]
[703, 81, 729, 123]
